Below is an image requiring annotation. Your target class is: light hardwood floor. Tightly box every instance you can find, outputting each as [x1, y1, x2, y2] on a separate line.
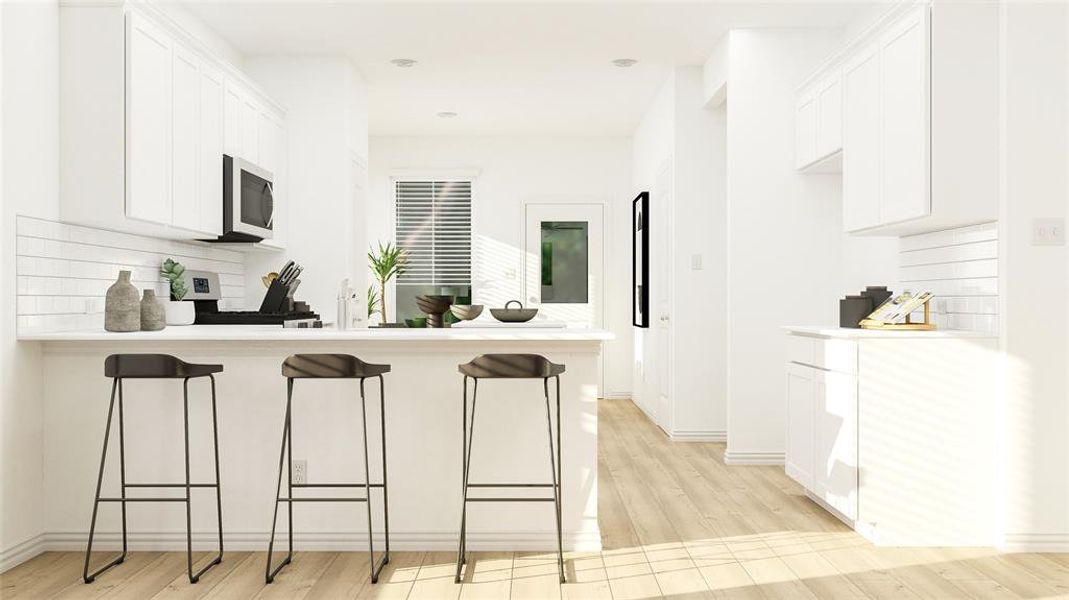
[3, 399, 1067, 599]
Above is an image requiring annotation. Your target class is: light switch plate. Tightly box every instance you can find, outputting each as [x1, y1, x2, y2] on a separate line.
[690, 254, 703, 270]
[1032, 218, 1066, 246]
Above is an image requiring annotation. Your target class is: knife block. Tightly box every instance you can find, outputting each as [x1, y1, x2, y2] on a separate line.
[259, 279, 290, 313]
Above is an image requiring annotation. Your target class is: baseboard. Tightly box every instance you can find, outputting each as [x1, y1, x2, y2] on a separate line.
[1001, 533, 1069, 553]
[670, 430, 727, 443]
[723, 450, 785, 465]
[0, 534, 47, 573]
[601, 392, 631, 400]
[36, 529, 602, 554]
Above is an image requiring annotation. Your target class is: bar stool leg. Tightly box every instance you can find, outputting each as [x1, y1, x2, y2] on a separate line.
[183, 378, 196, 582]
[209, 374, 224, 564]
[455, 377, 478, 583]
[265, 379, 294, 583]
[117, 378, 129, 560]
[544, 377, 565, 584]
[83, 379, 125, 583]
[378, 374, 391, 567]
[182, 375, 224, 584]
[359, 378, 377, 583]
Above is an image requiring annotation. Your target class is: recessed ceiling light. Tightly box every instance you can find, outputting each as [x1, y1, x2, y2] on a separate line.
[437, 111, 458, 119]
[390, 58, 418, 68]
[612, 58, 638, 68]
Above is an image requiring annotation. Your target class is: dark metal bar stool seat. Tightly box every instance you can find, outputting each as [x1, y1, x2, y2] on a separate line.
[266, 354, 392, 585]
[455, 354, 566, 584]
[84, 354, 224, 585]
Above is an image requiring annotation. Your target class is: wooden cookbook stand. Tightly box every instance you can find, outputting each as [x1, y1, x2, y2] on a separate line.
[859, 297, 936, 331]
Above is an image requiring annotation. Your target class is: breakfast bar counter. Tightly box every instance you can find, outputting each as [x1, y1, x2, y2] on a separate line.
[23, 326, 610, 553]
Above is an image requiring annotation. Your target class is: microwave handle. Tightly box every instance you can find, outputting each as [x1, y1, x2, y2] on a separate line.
[263, 182, 274, 229]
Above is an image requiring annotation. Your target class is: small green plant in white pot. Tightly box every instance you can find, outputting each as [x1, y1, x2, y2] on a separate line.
[161, 258, 196, 325]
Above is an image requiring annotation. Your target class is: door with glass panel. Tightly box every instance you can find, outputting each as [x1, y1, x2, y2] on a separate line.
[524, 204, 604, 327]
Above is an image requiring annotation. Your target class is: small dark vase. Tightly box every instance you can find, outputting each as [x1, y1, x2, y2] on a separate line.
[840, 295, 873, 328]
[862, 286, 892, 310]
[416, 295, 455, 328]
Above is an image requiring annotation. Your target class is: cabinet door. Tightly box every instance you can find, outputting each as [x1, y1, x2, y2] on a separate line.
[879, 5, 930, 225]
[785, 363, 816, 490]
[241, 95, 260, 164]
[199, 64, 225, 236]
[814, 370, 858, 521]
[842, 42, 881, 232]
[795, 93, 818, 169]
[260, 117, 288, 250]
[815, 73, 843, 158]
[125, 11, 173, 226]
[171, 44, 200, 232]
[223, 80, 243, 158]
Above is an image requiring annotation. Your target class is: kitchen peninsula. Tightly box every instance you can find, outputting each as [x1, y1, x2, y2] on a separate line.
[21, 326, 611, 553]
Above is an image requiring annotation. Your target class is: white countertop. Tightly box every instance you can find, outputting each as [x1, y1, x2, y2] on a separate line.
[17, 324, 614, 342]
[783, 325, 996, 339]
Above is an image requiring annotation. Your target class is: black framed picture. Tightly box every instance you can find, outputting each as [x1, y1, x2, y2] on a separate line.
[632, 191, 649, 328]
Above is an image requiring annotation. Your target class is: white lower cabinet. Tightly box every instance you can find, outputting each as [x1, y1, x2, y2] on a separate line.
[785, 354, 858, 522]
[784, 330, 998, 546]
[813, 369, 857, 521]
[785, 363, 817, 489]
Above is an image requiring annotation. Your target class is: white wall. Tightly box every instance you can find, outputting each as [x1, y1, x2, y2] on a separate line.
[631, 73, 675, 426]
[1000, 1, 1069, 551]
[631, 67, 728, 440]
[243, 58, 369, 321]
[0, 0, 60, 567]
[723, 30, 897, 462]
[368, 136, 634, 398]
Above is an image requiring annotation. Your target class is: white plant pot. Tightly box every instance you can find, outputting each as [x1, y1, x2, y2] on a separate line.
[165, 301, 195, 326]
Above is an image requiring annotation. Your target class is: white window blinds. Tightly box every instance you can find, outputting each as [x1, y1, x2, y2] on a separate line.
[395, 180, 472, 286]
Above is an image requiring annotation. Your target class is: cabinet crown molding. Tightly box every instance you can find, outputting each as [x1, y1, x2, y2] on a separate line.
[796, 0, 929, 94]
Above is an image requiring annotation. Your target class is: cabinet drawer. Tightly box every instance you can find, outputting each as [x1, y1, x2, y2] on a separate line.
[787, 335, 857, 375]
[786, 334, 816, 366]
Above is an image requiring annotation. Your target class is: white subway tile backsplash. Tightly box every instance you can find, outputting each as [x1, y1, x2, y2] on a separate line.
[15, 216, 246, 333]
[899, 222, 999, 335]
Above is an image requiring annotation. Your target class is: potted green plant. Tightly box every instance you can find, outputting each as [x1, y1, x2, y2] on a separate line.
[161, 258, 195, 325]
[368, 242, 407, 325]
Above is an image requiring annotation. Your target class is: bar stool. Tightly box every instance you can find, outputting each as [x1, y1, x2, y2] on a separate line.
[266, 354, 392, 584]
[455, 354, 566, 584]
[83, 354, 224, 584]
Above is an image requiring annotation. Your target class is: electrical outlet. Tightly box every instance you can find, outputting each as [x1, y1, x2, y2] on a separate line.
[1032, 217, 1066, 246]
[292, 459, 307, 485]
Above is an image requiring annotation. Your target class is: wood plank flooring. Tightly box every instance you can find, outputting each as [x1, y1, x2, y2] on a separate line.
[3, 399, 1067, 599]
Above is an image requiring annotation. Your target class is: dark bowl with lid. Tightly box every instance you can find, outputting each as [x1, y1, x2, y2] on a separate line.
[490, 300, 539, 323]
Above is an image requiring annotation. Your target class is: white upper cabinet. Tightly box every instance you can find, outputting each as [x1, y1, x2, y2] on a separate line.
[198, 64, 225, 236]
[794, 92, 818, 170]
[814, 74, 843, 159]
[170, 44, 201, 233]
[795, 70, 843, 172]
[125, 11, 173, 226]
[877, 7, 929, 225]
[842, 42, 881, 231]
[60, 3, 286, 244]
[798, 1, 998, 235]
[223, 81, 243, 158]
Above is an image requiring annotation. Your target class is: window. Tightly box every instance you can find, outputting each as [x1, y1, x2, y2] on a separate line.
[394, 180, 473, 319]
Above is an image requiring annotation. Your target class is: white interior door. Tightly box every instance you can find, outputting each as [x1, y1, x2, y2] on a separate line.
[523, 203, 604, 327]
[653, 162, 673, 432]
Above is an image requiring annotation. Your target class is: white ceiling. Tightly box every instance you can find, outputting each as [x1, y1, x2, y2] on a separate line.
[181, 1, 878, 136]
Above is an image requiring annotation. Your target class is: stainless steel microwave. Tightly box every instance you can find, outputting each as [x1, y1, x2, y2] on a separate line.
[218, 154, 273, 242]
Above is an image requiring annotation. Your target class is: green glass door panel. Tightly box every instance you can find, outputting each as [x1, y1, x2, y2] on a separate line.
[540, 221, 588, 304]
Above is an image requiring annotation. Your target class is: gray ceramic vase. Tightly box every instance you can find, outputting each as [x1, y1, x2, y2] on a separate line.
[104, 270, 140, 332]
[140, 289, 167, 331]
